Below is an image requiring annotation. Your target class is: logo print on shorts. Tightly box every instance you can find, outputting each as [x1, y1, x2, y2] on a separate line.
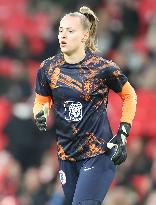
[59, 170, 66, 185]
[84, 166, 95, 171]
[64, 101, 83, 122]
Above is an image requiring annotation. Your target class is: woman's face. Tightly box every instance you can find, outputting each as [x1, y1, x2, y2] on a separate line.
[58, 15, 87, 55]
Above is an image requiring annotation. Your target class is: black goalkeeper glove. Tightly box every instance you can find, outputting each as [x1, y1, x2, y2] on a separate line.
[35, 110, 47, 132]
[111, 122, 131, 165]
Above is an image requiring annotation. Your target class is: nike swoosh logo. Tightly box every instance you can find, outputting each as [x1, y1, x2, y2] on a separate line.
[84, 167, 94, 171]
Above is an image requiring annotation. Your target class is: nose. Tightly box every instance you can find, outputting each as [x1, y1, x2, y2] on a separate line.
[60, 30, 67, 39]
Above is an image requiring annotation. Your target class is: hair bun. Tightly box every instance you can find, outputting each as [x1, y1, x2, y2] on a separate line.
[79, 6, 99, 21]
[79, 6, 90, 14]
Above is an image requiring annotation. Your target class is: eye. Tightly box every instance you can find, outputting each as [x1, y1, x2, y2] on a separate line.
[59, 29, 63, 33]
[69, 30, 73, 33]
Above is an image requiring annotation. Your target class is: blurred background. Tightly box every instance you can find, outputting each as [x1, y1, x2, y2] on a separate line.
[0, 0, 156, 204]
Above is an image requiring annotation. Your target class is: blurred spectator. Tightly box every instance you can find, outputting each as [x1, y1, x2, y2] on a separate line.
[0, 150, 21, 203]
[4, 102, 55, 171]
[103, 186, 138, 205]
[122, 0, 139, 37]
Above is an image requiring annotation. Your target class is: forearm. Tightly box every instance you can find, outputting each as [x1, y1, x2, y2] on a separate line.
[118, 82, 137, 125]
[33, 93, 53, 118]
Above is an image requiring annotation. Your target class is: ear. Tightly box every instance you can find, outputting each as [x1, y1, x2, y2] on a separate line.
[81, 32, 89, 43]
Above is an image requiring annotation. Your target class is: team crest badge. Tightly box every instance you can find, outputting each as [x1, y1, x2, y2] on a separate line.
[64, 101, 83, 122]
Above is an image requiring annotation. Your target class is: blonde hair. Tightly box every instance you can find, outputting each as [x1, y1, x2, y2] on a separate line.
[65, 6, 99, 52]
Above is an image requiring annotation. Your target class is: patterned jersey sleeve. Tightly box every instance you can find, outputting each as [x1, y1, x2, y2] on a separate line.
[105, 61, 128, 93]
[35, 65, 51, 96]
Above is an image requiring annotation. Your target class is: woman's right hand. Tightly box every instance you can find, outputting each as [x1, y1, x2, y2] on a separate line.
[35, 110, 47, 132]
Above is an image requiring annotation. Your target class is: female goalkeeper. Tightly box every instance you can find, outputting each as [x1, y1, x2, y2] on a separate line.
[33, 6, 137, 205]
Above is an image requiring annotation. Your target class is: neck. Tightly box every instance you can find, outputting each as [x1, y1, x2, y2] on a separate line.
[64, 49, 86, 64]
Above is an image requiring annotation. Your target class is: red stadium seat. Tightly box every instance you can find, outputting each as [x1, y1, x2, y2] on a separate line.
[108, 89, 156, 139]
[0, 98, 11, 149]
[0, 58, 12, 76]
[0, 98, 11, 130]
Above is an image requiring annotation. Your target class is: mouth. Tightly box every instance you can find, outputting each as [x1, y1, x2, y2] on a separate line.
[60, 40, 67, 47]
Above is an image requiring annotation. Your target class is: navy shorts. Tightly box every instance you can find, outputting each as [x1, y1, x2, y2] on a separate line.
[59, 150, 116, 205]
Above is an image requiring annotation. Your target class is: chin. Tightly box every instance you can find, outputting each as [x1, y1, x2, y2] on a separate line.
[61, 48, 72, 55]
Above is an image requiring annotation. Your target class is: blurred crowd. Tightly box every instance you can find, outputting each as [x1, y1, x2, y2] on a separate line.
[0, 0, 156, 204]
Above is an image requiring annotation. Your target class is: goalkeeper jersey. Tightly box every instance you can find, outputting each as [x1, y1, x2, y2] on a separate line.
[35, 50, 128, 161]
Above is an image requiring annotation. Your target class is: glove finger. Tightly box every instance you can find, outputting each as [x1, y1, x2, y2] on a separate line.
[114, 156, 125, 165]
[38, 125, 47, 131]
[114, 152, 127, 165]
[114, 156, 124, 165]
[36, 122, 46, 127]
[36, 117, 46, 123]
[36, 110, 44, 118]
[111, 149, 121, 162]
[39, 127, 47, 132]
[111, 146, 126, 163]
[112, 154, 121, 165]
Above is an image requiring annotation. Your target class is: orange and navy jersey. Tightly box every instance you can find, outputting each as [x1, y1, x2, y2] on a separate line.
[35, 50, 128, 161]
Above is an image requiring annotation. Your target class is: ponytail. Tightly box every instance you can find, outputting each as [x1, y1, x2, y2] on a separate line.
[79, 6, 99, 52]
